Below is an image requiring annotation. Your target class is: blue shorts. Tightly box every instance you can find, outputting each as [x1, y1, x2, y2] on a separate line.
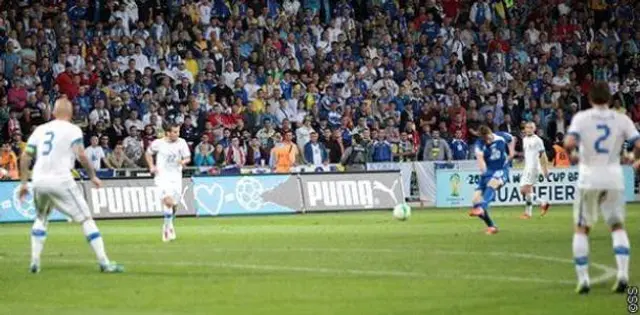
[476, 169, 508, 192]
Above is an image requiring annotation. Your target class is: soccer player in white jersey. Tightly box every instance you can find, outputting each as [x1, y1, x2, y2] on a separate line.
[519, 122, 551, 219]
[564, 82, 640, 294]
[145, 123, 191, 242]
[18, 97, 123, 274]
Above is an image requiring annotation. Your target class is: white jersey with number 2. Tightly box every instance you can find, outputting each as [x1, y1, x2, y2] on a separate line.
[567, 108, 640, 190]
[147, 138, 191, 183]
[27, 120, 83, 184]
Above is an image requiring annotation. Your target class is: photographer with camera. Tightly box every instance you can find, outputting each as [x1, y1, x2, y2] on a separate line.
[340, 134, 369, 172]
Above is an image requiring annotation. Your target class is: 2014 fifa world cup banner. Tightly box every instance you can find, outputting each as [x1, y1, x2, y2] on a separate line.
[192, 175, 303, 216]
[435, 166, 636, 208]
[0, 181, 70, 223]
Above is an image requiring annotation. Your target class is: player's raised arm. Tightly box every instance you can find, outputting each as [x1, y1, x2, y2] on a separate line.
[18, 130, 39, 200]
[72, 133, 102, 188]
[179, 139, 191, 167]
[564, 114, 582, 152]
[507, 135, 516, 161]
[145, 139, 160, 174]
[475, 143, 487, 173]
[622, 116, 640, 169]
[538, 142, 550, 177]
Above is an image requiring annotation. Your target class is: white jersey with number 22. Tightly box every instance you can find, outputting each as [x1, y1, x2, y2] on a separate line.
[147, 138, 191, 183]
[567, 108, 640, 190]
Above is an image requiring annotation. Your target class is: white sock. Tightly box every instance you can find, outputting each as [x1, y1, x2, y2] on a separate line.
[31, 218, 48, 265]
[163, 205, 174, 230]
[573, 233, 590, 285]
[525, 193, 533, 216]
[612, 229, 630, 281]
[82, 220, 109, 265]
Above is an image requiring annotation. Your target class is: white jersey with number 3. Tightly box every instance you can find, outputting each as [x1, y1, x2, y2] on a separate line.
[567, 108, 640, 190]
[148, 138, 191, 183]
[27, 120, 83, 184]
[522, 135, 545, 171]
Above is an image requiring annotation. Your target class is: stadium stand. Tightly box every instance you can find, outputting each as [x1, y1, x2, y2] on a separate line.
[0, 0, 638, 180]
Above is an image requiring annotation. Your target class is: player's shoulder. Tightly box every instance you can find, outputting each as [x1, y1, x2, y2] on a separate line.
[613, 111, 633, 123]
[571, 110, 589, 122]
[151, 137, 165, 146]
[493, 132, 511, 142]
[177, 137, 189, 145]
[49, 120, 82, 134]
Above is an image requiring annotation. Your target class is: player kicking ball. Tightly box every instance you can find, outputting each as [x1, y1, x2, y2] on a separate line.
[145, 123, 191, 243]
[18, 97, 123, 273]
[469, 126, 515, 235]
[564, 82, 640, 294]
[519, 122, 551, 219]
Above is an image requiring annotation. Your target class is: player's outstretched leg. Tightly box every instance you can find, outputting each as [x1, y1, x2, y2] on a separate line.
[530, 192, 551, 217]
[611, 224, 630, 293]
[573, 229, 590, 294]
[82, 219, 123, 273]
[30, 217, 48, 273]
[470, 183, 498, 235]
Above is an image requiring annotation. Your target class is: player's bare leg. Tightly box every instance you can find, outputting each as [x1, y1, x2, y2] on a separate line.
[162, 196, 177, 242]
[573, 225, 591, 294]
[521, 184, 550, 218]
[520, 185, 533, 219]
[610, 222, 630, 293]
[30, 190, 52, 273]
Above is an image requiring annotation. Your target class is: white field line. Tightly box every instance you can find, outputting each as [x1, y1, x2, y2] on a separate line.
[1, 248, 617, 285]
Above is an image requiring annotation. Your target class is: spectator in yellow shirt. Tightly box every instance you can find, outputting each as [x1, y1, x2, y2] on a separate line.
[184, 50, 199, 78]
[250, 90, 266, 114]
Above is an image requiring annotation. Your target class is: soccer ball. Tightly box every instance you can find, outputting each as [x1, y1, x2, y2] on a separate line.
[393, 203, 411, 221]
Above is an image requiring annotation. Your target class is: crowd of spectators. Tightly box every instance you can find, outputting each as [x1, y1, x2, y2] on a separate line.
[0, 0, 639, 179]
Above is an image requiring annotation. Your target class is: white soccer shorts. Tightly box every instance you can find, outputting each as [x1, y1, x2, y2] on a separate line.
[155, 178, 182, 205]
[573, 189, 625, 227]
[520, 168, 539, 187]
[33, 182, 92, 222]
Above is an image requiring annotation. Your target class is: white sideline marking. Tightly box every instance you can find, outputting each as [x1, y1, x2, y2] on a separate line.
[7, 247, 617, 285]
[7, 256, 571, 284]
[99, 246, 618, 284]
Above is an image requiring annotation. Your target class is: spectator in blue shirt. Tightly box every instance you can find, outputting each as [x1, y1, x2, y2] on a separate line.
[2, 44, 21, 80]
[371, 130, 393, 162]
[450, 130, 469, 160]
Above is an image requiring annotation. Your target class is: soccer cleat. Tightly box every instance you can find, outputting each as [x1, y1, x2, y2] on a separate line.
[469, 207, 485, 217]
[100, 262, 124, 273]
[485, 226, 499, 235]
[575, 282, 590, 295]
[612, 279, 629, 294]
[540, 202, 551, 217]
[29, 263, 40, 274]
[520, 213, 531, 219]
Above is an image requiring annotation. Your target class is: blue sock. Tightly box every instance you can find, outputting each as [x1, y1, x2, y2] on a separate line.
[482, 187, 496, 208]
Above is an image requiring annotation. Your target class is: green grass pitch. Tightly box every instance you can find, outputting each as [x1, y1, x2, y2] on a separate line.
[0, 205, 636, 315]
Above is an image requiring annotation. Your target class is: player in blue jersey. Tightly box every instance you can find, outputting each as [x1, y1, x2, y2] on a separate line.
[469, 125, 516, 234]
